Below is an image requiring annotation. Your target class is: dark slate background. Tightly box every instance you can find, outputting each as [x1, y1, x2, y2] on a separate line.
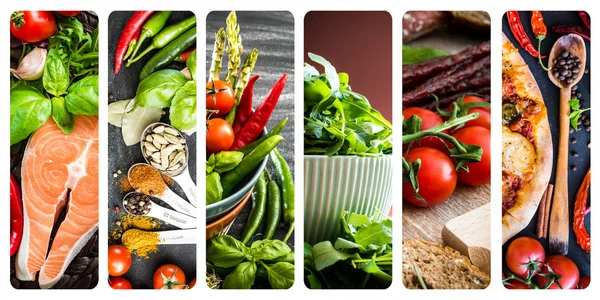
[107, 11, 197, 289]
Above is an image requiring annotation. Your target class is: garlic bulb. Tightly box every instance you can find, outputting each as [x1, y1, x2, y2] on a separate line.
[10, 47, 47, 81]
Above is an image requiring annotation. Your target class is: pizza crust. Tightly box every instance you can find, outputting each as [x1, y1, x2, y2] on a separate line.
[501, 33, 553, 244]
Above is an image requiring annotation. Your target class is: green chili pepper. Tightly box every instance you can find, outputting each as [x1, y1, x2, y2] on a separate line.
[139, 27, 196, 80]
[128, 15, 197, 66]
[263, 172, 281, 240]
[270, 148, 295, 243]
[220, 135, 284, 197]
[126, 11, 172, 65]
[240, 173, 267, 245]
[237, 118, 287, 156]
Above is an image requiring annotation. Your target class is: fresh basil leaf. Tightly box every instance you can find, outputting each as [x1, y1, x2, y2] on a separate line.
[223, 261, 256, 289]
[249, 240, 292, 261]
[186, 50, 197, 80]
[51, 97, 74, 134]
[206, 172, 223, 205]
[207, 235, 248, 268]
[402, 45, 448, 65]
[10, 86, 51, 145]
[65, 75, 98, 115]
[43, 49, 70, 97]
[312, 241, 352, 271]
[136, 69, 187, 108]
[169, 80, 196, 131]
[266, 252, 295, 264]
[308, 52, 340, 94]
[264, 262, 294, 289]
[207, 151, 244, 174]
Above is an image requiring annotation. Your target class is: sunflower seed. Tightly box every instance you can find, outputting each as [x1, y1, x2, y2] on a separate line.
[171, 151, 185, 166]
[152, 134, 169, 145]
[153, 125, 165, 133]
[145, 135, 153, 142]
[144, 142, 158, 152]
[152, 139, 162, 149]
[163, 133, 182, 145]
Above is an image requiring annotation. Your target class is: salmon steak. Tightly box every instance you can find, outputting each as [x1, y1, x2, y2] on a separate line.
[15, 116, 98, 289]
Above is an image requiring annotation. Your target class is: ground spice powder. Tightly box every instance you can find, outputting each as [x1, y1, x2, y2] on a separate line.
[109, 214, 162, 259]
[129, 164, 167, 195]
[122, 229, 161, 258]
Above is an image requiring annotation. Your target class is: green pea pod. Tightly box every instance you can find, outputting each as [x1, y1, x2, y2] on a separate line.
[270, 148, 295, 243]
[221, 135, 283, 197]
[129, 15, 197, 65]
[127, 11, 172, 63]
[139, 27, 197, 80]
[240, 173, 267, 245]
[263, 179, 281, 240]
[238, 118, 288, 156]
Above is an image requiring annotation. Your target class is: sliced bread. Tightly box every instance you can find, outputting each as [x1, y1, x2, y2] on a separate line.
[402, 238, 490, 289]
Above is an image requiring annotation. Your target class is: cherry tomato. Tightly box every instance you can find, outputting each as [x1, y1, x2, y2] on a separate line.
[451, 126, 490, 186]
[55, 11, 82, 17]
[403, 147, 457, 207]
[109, 277, 132, 289]
[537, 255, 579, 289]
[447, 95, 490, 129]
[578, 276, 590, 289]
[108, 245, 132, 276]
[206, 118, 234, 155]
[402, 107, 446, 151]
[188, 278, 196, 289]
[505, 236, 545, 278]
[10, 11, 57, 43]
[504, 279, 532, 289]
[206, 80, 235, 116]
[153, 264, 186, 289]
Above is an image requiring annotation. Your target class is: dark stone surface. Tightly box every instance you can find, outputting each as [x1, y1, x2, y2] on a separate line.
[206, 11, 295, 248]
[107, 11, 197, 289]
[502, 11, 591, 278]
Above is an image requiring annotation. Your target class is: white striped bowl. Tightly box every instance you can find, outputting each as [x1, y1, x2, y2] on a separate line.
[304, 155, 393, 244]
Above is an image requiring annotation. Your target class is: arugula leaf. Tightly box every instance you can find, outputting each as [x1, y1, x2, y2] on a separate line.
[312, 241, 353, 271]
[10, 86, 52, 145]
[308, 52, 340, 95]
[402, 45, 448, 65]
[568, 98, 590, 130]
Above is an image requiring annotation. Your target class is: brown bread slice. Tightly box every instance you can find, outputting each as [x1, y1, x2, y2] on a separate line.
[402, 239, 490, 289]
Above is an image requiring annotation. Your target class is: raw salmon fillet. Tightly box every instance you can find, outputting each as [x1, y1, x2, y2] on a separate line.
[16, 116, 98, 289]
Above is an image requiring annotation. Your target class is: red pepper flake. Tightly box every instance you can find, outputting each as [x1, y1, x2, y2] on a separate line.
[114, 205, 121, 212]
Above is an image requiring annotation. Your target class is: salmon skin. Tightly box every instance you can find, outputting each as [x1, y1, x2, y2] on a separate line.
[15, 116, 99, 289]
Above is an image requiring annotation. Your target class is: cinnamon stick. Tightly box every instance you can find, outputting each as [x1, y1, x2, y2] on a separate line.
[536, 185, 549, 238]
[543, 184, 554, 238]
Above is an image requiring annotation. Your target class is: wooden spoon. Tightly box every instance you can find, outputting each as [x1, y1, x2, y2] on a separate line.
[547, 34, 586, 255]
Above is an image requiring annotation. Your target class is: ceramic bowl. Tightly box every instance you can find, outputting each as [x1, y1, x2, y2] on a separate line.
[206, 188, 252, 240]
[304, 155, 393, 244]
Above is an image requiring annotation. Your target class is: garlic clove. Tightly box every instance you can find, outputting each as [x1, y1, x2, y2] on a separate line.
[10, 47, 47, 81]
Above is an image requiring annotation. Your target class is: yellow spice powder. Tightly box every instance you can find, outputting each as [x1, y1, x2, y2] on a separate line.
[122, 229, 161, 258]
[109, 214, 162, 259]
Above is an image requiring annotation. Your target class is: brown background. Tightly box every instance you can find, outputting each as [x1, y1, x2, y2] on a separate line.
[304, 11, 392, 122]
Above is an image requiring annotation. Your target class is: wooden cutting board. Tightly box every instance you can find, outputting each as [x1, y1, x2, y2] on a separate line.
[442, 203, 491, 275]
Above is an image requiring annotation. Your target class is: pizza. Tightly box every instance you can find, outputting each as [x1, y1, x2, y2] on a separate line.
[501, 33, 553, 244]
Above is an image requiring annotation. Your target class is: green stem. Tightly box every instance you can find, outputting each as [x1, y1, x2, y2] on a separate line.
[537, 37, 550, 71]
[282, 222, 294, 243]
[402, 112, 479, 148]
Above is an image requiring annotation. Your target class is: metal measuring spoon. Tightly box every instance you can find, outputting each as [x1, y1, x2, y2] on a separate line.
[122, 192, 196, 229]
[128, 163, 196, 217]
[121, 228, 196, 250]
[140, 122, 197, 207]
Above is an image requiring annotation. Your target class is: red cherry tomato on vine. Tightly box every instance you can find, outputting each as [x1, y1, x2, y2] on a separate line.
[402, 147, 457, 207]
[10, 11, 57, 43]
[107, 245, 132, 276]
[505, 236, 545, 278]
[448, 95, 490, 130]
[537, 255, 579, 289]
[451, 126, 490, 186]
[504, 279, 532, 289]
[206, 118, 234, 155]
[153, 264, 186, 289]
[402, 107, 447, 151]
[55, 11, 82, 17]
[206, 80, 235, 116]
[109, 277, 132, 289]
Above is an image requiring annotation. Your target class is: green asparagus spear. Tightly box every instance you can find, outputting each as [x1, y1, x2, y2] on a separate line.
[209, 28, 226, 81]
[224, 11, 242, 87]
[225, 48, 258, 125]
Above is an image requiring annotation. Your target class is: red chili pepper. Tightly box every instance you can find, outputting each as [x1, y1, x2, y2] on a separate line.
[506, 11, 546, 58]
[114, 11, 154, 74]
[551, 24, 591, 41]
[573, 168, 590, 253]
[531, 11, 549, 70]
[232, 75, 260, 135]
[174, 47, 197, 63]
[229, 74, 287, 150]
[10, 174, 23, 257]
[579, 11, 591, 29]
